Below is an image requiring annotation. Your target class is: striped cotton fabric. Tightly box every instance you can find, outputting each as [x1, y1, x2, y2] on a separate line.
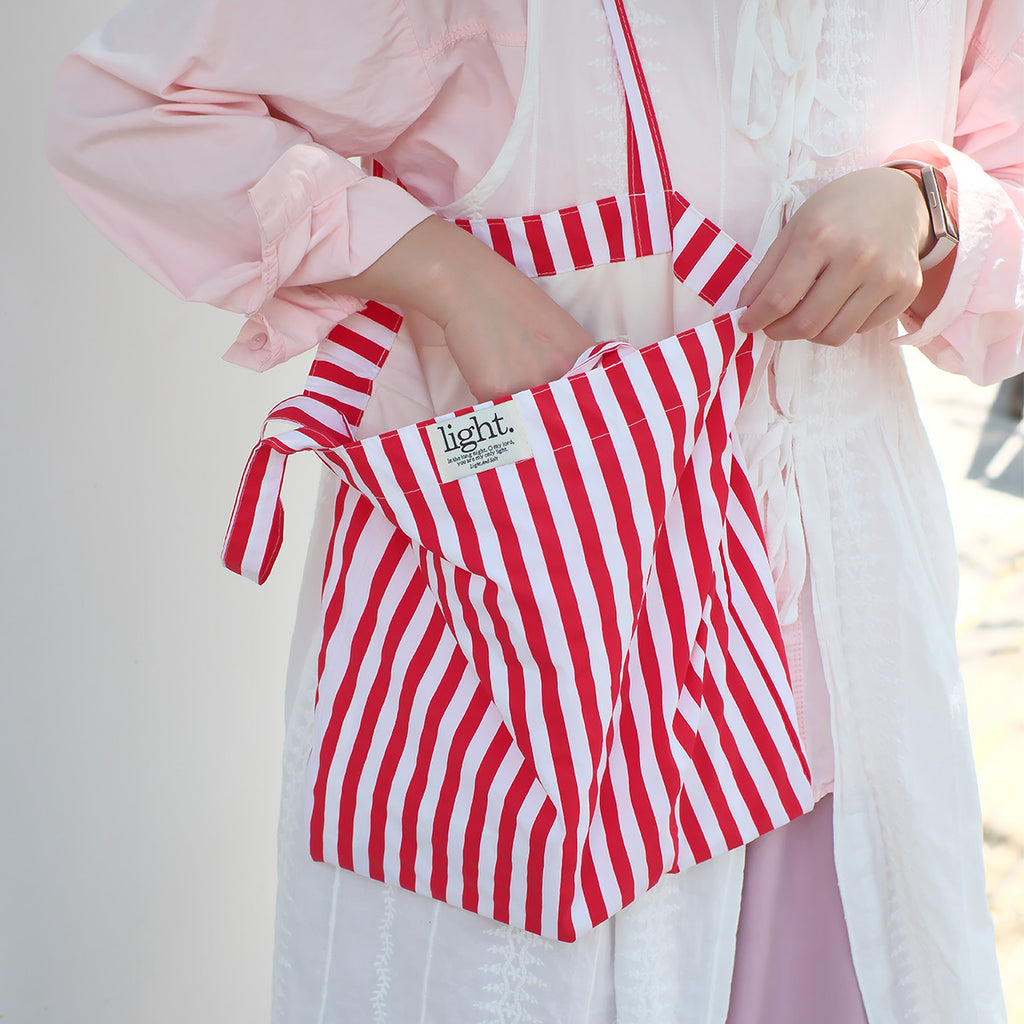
[291, 314, 810, 940]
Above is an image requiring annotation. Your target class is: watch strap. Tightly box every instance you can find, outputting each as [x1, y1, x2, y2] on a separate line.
[883, 159, 959, 271]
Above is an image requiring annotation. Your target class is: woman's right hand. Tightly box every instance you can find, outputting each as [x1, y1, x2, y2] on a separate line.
[323, 216, 595, 401]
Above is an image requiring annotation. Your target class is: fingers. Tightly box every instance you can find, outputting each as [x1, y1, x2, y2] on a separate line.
[737, 236, 923, 347]
[736, 227, 811, 329]
[737, 168, 929, 347]
[753, 257, 922, 346]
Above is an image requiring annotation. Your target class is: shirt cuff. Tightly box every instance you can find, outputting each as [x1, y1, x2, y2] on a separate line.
[888, 140, 1024, 384]
[224, 142, 434, 370]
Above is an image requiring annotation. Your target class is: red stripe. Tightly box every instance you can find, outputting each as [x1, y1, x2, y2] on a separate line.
[629, 191, 654, 258]
[318, 478, 349, 604]
[396, 645, 467, 891]
[579, 843, 609, 934]
[309, 527, 409, 861]
[523, 214, 557, 276]
[525, 800, 558, 936]
[308, 358, 373, 396]
[430, 479, 538, 770]
[703, 570, 773, 833]
[701, 243, 753, 307]
[630, 591, 682, 867]
[460, 729, 515, 914]
[491, 763, 536, 926]
[359, 300, 403, 333]
[528, 390, 623, 793]
[597, 196, 627, 263]
[626, 109, 643, 198]
[720, 556, 809, 817]
[221, 441, 272, 576]
[325, 321, 391, 369]
[690, 730, 743, 852]
[316, 491, 375, 690]
[367, 609, 450, 880]
[563, 372, 647, 633]
[601, 356, 676, 533]
[612, 0, 672, 192]
[675, 770, 713, 864]
[429, 684, 492, 902]
[473, 461, 580, 823]
[615, 678, 662, 895]
[673, 219, 720, 284]
[668, 189, 690, 229]
[486, 218, 517, 266]
[559, 205, 595, 270]
[594, 767, 632, 913]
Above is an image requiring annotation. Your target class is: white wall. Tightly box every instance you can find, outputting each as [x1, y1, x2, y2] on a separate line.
[1, 6, 318, 1022]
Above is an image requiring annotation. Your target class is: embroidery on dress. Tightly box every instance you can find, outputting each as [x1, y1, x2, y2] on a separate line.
[473, 925, 548, 1023]
[369, 884, 398, 1024]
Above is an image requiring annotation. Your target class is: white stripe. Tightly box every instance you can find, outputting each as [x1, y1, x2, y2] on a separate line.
[577, 200, 612, 267]
[647, 194, 674, 256]
[472, 740, 530, 923]
[503, 784, 550, 932]
[671, 204, 713, 266]
[615, 194, 638, 260]
[440, 694, 506, 901]
[314, 340, 385, 383]
[379, 630, 467, 882]
[503, 217, 538, 279]
[686, 229, 739, 297]
[540, 209, 574, 273]
[468, 218, 493, 247]
[319, 552, 419, 876]
[699, 571, 759, 841]
[600, 0, 664, 195]
[238, 448, 286, 581]
[350, 311, 401, 352]
[717, 260, 754, 312]
[408, 675, 481, 893]
[349, 587, 448, 871]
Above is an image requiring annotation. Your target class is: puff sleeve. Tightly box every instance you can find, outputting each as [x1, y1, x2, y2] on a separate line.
[47, 0, 438, 370]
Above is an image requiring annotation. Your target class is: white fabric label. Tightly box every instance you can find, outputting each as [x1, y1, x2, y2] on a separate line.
[428, 400, 534, 483]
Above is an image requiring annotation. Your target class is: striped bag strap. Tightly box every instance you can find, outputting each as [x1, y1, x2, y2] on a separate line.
[601, 0, 757, 312]
[222, 302, 401, 582]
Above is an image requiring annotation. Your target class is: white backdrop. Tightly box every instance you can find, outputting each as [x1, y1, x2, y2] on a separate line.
[1, 4, 318, 1021]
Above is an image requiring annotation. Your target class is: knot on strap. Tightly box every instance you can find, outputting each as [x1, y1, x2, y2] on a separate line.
[222, 396, 353, 584]
[222, 439, 289, 584]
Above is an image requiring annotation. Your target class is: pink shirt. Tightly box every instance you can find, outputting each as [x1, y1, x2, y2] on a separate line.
[47, 0, 1024, 382]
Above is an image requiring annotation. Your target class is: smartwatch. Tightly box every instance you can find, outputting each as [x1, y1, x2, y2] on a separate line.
[883, 160, 959, 271]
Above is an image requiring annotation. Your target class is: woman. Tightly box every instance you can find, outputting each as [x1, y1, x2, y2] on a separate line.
[48, 0, 1023, 1020]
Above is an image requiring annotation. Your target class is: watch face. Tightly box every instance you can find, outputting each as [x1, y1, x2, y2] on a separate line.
[885, 161, 958, 269]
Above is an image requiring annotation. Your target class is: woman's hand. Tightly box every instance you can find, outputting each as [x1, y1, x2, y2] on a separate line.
[324, 216, 594, 400]
[737, 167, 935, 346]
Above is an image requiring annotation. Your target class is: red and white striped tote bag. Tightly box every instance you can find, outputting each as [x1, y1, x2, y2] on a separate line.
[224, 312, 811, 939]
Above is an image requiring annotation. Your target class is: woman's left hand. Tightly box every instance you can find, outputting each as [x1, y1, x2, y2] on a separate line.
[737, 167, 933, 346]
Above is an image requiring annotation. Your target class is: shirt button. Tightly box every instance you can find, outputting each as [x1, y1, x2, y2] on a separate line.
[248, 332, 269, 351]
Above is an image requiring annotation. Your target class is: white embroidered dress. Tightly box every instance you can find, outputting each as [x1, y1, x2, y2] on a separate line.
[271, 3, 1009, 1022]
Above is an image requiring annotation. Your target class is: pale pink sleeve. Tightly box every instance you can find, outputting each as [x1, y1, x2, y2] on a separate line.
[47, 0, 436, 371]
[889, 5, 1024, 386]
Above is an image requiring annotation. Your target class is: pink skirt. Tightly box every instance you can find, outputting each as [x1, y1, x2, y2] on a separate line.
[726, 793, 870, 1023]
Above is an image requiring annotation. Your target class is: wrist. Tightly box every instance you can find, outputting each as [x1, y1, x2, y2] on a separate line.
[882, 160, 959, 270]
